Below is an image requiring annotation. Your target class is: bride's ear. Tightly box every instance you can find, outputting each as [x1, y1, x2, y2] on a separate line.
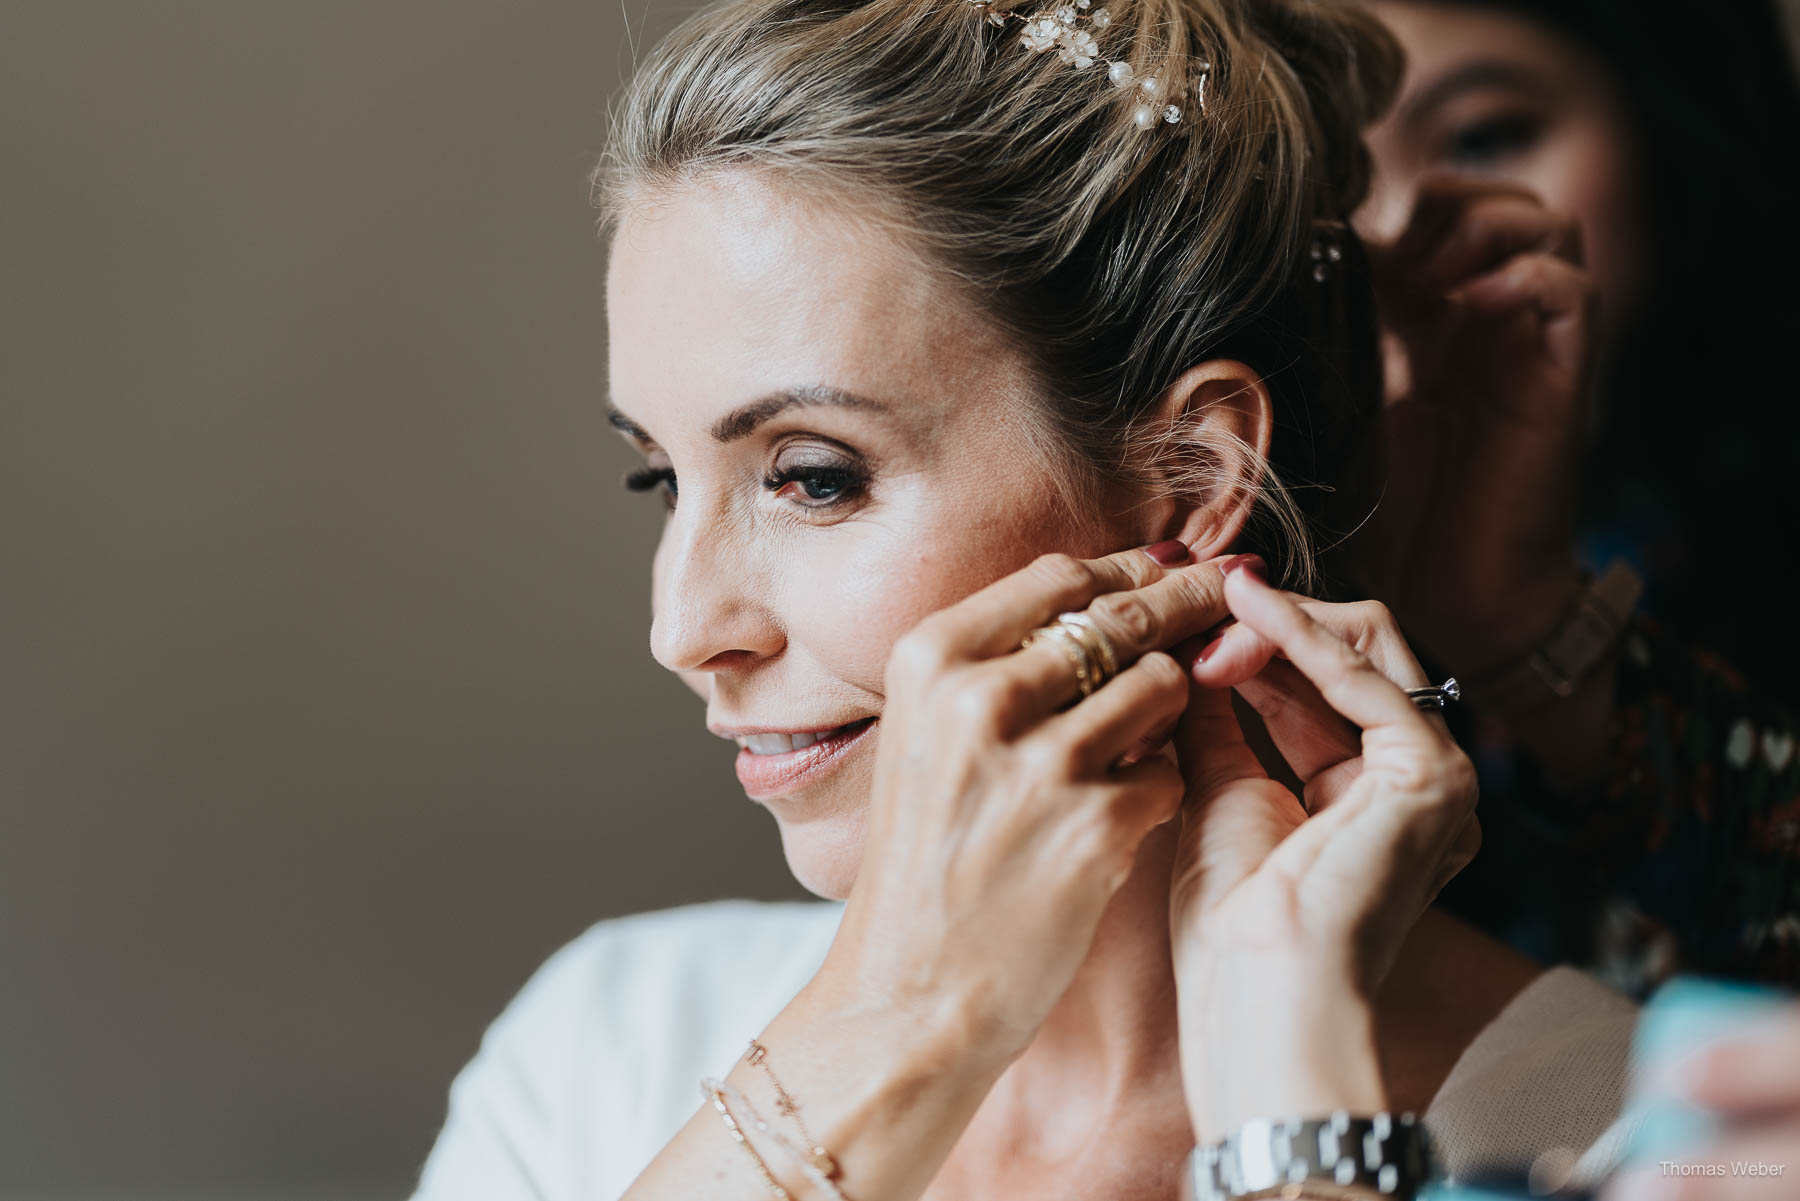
[1133, 359, 1274, 559]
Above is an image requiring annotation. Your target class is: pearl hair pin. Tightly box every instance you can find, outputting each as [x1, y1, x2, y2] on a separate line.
[967, 0, 1207, 129]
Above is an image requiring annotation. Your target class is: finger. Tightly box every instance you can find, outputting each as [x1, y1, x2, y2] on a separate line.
[1218, 569, 1473, 899]
[998, 558, 1234, 719]
[1381, 171, 1546, 269]
[1172, 720, 1305, 915]
[1410, 194, 1581, 293]
[1188, 618, 1277, 685]
[1258, 750, 1475, 966]
[1033, 651, 1191, 774]
[1189, 620, 1359, 781]
[1220, 570, 1438, 741]
[911, 548, 1169, 666]
[1065, 555, 1234, 667]
[1102, 751, 1187, 839]
[1193, 597, 1429, 692]
[1004, 625, 1103, 718]
[1190, 598, 1430, 783]
[1238, 660, 1363, 784]
[1171, 672, 1268, 802]
[1675, 1010, 1800, 1115]
[1455, 252, 1598, 380]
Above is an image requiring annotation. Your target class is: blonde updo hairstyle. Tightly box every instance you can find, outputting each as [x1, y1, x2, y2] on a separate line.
[599, 0, 1401, 591]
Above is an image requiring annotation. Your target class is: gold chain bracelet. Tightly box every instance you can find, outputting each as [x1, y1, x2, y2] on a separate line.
[702, 1078, 792, 1199]
[705, 1076, 851, 1201]
[746, 1039, 842, 1182]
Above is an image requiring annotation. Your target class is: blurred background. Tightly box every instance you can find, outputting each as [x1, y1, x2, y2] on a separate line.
[2, 4, 806, 1198]
[6, 2, 1800, 1201]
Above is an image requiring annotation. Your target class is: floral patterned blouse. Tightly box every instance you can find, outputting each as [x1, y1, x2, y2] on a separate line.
[1439, 606, 1800, 999]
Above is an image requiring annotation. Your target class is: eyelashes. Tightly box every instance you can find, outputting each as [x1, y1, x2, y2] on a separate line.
[623, 464, 677, 509]
[621, 459, 867, 512]
[622, 444, 867, 514]
[762, 463, 865, 506]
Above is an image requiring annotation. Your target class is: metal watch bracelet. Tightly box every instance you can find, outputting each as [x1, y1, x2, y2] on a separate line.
[1190, 1111, 1437, 1200]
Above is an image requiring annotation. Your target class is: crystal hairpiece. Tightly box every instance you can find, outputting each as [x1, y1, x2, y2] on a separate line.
[967, 0, 1209, 129]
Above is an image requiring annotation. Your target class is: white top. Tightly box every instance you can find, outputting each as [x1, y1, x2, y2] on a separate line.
[411, 900, 1640, 1199]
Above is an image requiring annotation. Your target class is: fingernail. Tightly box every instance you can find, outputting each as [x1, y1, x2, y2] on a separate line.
[1220, 553, 1266, 579]
[1195, 633, 1226, 663]
[1143, 540, 1190, 566]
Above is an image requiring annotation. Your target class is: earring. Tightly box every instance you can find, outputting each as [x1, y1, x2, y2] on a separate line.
[1309, 226, 1344, 283]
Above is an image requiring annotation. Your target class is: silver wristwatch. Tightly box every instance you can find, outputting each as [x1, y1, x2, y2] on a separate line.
[1189, 1112, 1437, 1200]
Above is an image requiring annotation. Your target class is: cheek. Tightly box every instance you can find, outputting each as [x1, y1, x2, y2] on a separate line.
[778, 490, 1107, 691]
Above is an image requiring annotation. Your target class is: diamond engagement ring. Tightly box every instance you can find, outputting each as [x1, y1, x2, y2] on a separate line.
[1405, 677, 1462, 712]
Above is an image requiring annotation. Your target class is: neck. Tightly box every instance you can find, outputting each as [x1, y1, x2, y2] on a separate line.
[1016, 823, 1186, 1092]
[966, 824, 1192, 1166]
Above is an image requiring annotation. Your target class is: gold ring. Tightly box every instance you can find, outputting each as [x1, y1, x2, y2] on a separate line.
[1022, 622, 1097, 697]
[1053, 611, 1120, 684]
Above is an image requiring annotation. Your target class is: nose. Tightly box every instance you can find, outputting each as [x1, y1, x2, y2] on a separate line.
[648, 508, 785, 676]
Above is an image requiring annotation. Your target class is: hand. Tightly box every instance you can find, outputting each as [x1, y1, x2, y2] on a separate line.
[1353, 174, 1598, 673]
[1604, 1006, 1800, 1200]
[816, 548, 1236, 1068]
[1169, 563, 1480, 1140]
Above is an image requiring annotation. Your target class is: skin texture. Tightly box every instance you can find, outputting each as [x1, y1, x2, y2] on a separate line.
[1359, 1, 1642, 321]
[608, 174, 1234, 1199]
[606, 171, 1532, 1201]
[611, 173, 1183, 897]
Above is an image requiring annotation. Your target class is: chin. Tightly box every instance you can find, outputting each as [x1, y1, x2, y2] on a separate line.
[772, 806, 868, 901]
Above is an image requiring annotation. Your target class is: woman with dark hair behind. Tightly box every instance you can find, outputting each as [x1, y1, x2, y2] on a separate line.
[1351, 0, 1800, 995]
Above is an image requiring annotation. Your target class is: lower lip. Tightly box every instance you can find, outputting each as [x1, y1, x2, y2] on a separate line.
[734, 719, 877, 798]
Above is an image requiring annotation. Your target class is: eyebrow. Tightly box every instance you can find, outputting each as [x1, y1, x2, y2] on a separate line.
[1398, 60, 1551, 130]
[607, 407, 654, 443]
[607, 385, 891, 447]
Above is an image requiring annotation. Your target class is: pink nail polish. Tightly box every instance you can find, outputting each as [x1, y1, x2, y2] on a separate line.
[1221, 553, 1266, 579]
[1143, 540, 1190, 567]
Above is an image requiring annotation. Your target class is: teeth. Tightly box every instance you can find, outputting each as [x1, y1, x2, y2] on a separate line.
[737, 728, 836, 755]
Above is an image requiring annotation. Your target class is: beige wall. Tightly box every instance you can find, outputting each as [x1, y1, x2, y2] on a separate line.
[1, 3, 804, 1196]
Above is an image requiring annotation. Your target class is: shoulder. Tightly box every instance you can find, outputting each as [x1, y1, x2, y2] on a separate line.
[507, 898, 843, 1030]
[1425, 966, 1638, 1183]
[413, 899, 841, 1201]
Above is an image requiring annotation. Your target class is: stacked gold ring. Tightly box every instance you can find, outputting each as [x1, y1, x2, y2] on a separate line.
[1053, 611, 1119, 681]
[1020, 610, 1122, 698]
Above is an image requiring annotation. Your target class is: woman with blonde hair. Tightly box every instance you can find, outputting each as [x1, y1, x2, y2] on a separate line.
[413, 1, 1637, 1197]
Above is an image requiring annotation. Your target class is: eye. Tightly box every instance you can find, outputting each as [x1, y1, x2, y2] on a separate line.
[1441, 111, 1545, 168]
[763, 447, 866, 509]
[623, 464, 677, 510]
